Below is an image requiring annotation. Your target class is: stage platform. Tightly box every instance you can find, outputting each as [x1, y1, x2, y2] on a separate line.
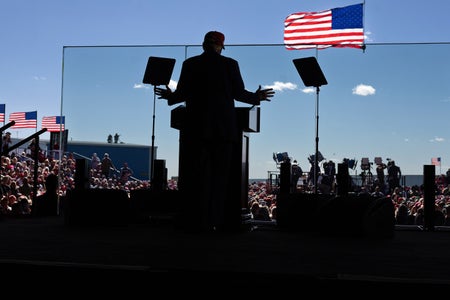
[1, 214, 450, 293]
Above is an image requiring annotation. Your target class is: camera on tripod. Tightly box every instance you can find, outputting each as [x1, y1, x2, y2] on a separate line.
[360, 157, 372, 170]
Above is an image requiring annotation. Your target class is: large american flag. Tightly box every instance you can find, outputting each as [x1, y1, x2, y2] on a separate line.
[9, 111, 37, 129]
[0, 104, 4, 123]
[284, 3, 364, 50]
[42, 116, 65, 132]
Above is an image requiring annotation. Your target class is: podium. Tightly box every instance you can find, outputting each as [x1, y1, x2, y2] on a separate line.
[171, 105, 260, 217]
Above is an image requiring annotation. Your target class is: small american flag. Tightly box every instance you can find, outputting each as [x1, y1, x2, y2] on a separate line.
[0, 104, 5, 123]
[9, 111, 37, 129]
[42, 116, 65, 132]
[284, 3, 364, 50]
[431, 157, 441, 166]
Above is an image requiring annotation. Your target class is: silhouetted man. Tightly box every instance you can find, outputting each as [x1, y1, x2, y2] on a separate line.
[387, 160, 401, 194]
[155, 31, 274, 232]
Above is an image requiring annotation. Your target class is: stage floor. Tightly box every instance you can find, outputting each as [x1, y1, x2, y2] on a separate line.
[1, 215, 449, 291]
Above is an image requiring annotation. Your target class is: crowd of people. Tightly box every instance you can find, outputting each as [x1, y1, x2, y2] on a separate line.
[2, 145, 450, 229]
[0, 149, 151, 218]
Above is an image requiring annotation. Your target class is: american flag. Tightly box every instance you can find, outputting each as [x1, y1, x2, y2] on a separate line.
[284, 3, 364, 50]
[9, 111, 37, 129]
[0, 104, 5, 123]
[431, 157, 441, 166]
[42, 116, 65, 132]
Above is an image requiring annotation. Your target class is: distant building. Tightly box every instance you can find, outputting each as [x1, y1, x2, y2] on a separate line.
[64, 140, 154, 181]
[9, 137, 154, 181]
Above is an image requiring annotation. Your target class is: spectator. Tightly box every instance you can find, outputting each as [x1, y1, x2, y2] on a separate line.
[101, 153, 115, 178]
[291, 160, 303, 192]
[119, 162, 133, 184]
[91, 153, 101, 171]
[2, 132, 12, 154]
[387, 160, 402, 194]
[18, 177, 32, 198]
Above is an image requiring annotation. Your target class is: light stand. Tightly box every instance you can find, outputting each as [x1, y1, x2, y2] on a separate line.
[293, 57, 328, 194]
[142, 56, 176, 186]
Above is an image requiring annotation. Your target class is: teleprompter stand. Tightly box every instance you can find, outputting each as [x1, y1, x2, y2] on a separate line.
[142, 56, 175, 187]
[293, 57, 328, 194]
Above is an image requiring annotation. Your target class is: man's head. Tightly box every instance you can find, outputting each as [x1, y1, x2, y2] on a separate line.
[203, 31, 225, 52]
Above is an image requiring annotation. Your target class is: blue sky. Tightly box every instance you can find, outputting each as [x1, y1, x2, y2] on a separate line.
[1, 0, 450, 179]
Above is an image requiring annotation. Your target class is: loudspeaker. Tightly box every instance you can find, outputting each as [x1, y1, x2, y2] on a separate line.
[279, 161, 291, 195]
[64, 189, 129, 227]
[152, 159, 167, 192]
[317, 194, 395, 238]
[129, 189, 180, 224]
[75, 159, 89, 190]
[277, 193, 395, 238]
[423, 165, 436, 231]
[276, 193, 333, 232]
[336, 163, 350, 196]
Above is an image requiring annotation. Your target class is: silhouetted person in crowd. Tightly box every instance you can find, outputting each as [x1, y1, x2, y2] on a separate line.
[91, 152, 101, 171]
[101, 153, 115, 178]
[291, 160, 303, 191]
[376, 162, 387, 192]
[27, 138, 40, 159]
[32, 173, 59, 217]
[155, 30, 274, 232]
[119, 162, 133, 184]
[387, 160, 402, 194]
[322, 160, 336, 193]
[2, 131, 12, 154]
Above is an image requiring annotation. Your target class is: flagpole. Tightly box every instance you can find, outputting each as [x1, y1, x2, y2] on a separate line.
[314, 46, 318, 193]
[362, 0, 366, 53]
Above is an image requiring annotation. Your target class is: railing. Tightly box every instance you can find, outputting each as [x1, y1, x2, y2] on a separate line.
[69, 151, 141, 182]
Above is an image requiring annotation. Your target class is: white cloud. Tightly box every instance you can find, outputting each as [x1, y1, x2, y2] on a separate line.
[263, 81, 297, 92]
[33, 76, 47, 81]
[133, 83, 148, 89]
[134, 79, 177, 90]
[302, 87, 315, 94]
[352, 84, 376, 96]
[430, 137, 445, 142]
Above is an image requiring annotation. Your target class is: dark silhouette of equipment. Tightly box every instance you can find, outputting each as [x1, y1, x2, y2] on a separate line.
[152, 159, 167, 192]
[142, 56, 176, 186]
[293, 57, 327, 194]
[2, 128, 47, 156]
[75, 158, 90, 190]
[0, 120, 16, 136]
[423, 165, 436, 231]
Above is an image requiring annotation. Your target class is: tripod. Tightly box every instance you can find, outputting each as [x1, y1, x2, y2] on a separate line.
[360, 164, 374, 191]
